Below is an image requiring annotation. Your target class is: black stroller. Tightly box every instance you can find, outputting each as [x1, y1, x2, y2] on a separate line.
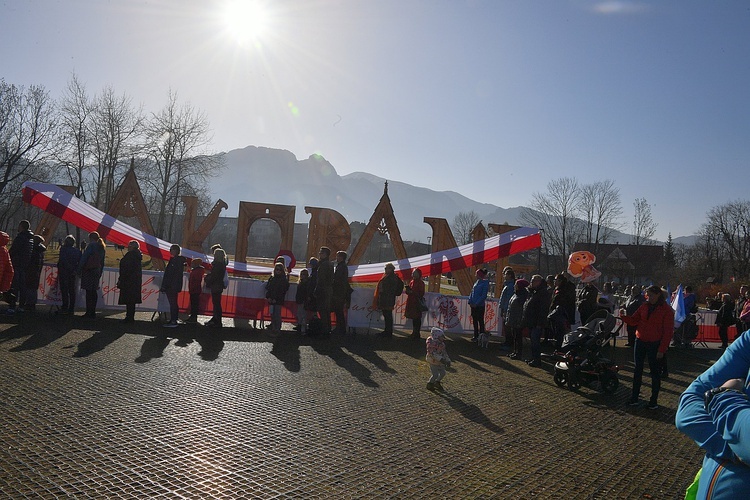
[546, 311, 621, 393]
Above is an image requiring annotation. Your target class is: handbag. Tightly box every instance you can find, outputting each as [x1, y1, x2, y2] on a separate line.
[419, 296, 429, 312]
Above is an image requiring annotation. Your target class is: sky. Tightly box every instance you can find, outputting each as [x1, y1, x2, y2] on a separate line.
[2, 0, 749, 241]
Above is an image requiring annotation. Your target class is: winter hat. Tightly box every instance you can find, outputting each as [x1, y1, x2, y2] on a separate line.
[191, 258, 203, 269]
[476, 268, 487, 277]
[430, 327, 445, 339]
[515, 279, 530, 288]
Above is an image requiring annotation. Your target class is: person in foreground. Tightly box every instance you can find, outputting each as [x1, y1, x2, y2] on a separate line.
[676, 329, 750, 499]
[619, 284, 674, 410]
[425, 327, 451, 391]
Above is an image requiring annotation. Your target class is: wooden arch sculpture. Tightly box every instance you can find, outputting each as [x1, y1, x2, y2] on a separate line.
[304, 207, 351, 263]
[106, 165, 162, 269]
[234, 201, 296, 269]
[423, 217, 473, 295]
[181, 196, 229, 253]
[488, 223, 521, 281]
[347, 182, 408, 271]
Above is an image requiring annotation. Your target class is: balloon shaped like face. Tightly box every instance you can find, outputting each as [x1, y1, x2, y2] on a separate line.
[567, 251, 594, 277]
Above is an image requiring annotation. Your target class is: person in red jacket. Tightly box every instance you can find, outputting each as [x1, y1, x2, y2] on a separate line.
[620, 284, 674, 410]
[0, 231, 14, 301]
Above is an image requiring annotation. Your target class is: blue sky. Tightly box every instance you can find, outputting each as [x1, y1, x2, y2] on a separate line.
[2, 0, 749, 241]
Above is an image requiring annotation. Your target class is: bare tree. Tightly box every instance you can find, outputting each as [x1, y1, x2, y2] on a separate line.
[142, 90, 222, 240]
[704, 200, 750, 280]
[56, 74, 92, 200]
[451, 210, 481, 245]
[695, 223, 729, 283]
[88, 85, 143, 209]
[0, 80, 57, 197]
[579, 179, 623, 252]
[521, 177, 583, 269]
[631, 197, 656, 247]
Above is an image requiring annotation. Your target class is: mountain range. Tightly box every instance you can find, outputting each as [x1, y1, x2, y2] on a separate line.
[209, 146, 693, 246]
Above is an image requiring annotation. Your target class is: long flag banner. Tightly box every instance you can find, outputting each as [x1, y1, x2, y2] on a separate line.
[22, 182, 541, 282]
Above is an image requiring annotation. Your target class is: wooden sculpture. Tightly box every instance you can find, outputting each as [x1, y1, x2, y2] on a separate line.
[304, 207, 351, 263]
[234, 201, 296, 271]
[181, 196, 228, 252]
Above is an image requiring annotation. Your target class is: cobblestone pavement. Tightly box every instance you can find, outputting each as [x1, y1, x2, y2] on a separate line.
[0, 309, 714, 499]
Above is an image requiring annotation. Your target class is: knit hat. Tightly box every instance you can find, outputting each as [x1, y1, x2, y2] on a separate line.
[515, 279, 530, 288]
[476, 268, 487, 277]
[191, 258, 203, 269]
[430, 327, 445, 339]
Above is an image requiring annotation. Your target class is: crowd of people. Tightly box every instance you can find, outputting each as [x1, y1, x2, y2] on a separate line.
[4, 222, 750, 497]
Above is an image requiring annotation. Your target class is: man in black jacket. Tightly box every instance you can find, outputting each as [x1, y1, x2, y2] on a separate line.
[331, 251, 350, 334]
[314, 246, 334, 335]
[7, 220, 34, 314]
[523, 274, 551, 367]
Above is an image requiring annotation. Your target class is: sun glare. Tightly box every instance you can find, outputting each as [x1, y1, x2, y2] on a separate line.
[223, 1, 270, 45]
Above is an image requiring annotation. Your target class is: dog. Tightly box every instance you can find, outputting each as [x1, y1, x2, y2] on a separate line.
[477, 332, 490, 349]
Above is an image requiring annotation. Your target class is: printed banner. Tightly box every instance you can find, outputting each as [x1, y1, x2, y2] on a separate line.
[36, 265, 501, 335]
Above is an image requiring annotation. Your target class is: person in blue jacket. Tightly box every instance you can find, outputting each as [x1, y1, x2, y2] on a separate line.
[468, 268, 489, 342]
[676, 329, 750, 499]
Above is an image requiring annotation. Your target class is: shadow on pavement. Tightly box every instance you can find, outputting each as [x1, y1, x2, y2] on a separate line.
[435, 389, 504, 433]
[74, 330, 125, 357]
[135, 334, 171, 363]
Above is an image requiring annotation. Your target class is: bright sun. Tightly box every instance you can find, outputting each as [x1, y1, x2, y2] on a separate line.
[223, 1, 270, 45]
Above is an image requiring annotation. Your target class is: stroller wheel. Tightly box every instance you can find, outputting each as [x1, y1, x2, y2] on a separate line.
[553, 370, 568, 388]
[601, 374, 619, 394]
[567, 371, 581, 391]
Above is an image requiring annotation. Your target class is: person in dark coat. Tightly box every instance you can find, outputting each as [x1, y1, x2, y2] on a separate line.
[24, 234, 46, 311]
[715, 293, 736, 349]
[295, 268, 310, 334]
[117, 240, 143, 323]
[204, 246, 227, 328]
[331, 250, 350, 334]
[304, 257, 319, 322]
[160, 244, 186, 328]
[374, 262, 404, 338]
[7, 220, 34, 313]
[523, 274, 551, 367]
[404, 268, 426, 340]
[186, 258, 205, 324]
[314, 246, 334, 335]
[266, 262, 290, 331]
[77, 231, 106, 318]
[548, 273, 576, 348]
[577, 282, 599, 325]
[57, 235, 81, 315]
[506, 279, 529, 360]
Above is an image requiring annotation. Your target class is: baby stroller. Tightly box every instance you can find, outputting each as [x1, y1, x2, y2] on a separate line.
[546, 310, 620, 393]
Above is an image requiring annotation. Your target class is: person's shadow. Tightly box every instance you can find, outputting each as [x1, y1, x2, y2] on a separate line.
[135, 335, 171, 363]
[195, 332, 225, 361]
[270, 338, 301, 372]
[435, 389, 504, 433]
[74, 330, 125, 358]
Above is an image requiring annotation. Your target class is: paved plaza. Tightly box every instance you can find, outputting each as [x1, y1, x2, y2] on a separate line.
[0, 310, 713, 498]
